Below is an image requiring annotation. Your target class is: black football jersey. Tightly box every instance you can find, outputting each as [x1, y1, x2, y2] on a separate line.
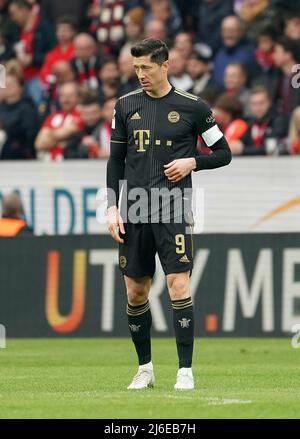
[110, 85, 224, 221]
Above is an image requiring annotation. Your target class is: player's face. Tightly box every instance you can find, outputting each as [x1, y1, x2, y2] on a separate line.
[133, 55, 168, 93]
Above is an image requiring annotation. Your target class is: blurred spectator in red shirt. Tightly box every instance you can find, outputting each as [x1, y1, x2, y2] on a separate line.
[70, 33, 101, 91]
[254, 27, 275, 72]
[9, 0, 56, 104]
[213, 93, 248, 155]
[224, 62, 250, 116]
[168, 48, 193, 91]
[64, 94, 115, 159]
[239, 85, 287, 155]
[35, 81, 84, 160]
[64, 92, 103, 159]
[288, 107, 300, 154]
[39, 60, 75, 119]
[248, 27, 278, 98]
[0, 72, 39, 159]
[40, 16, 77, 86]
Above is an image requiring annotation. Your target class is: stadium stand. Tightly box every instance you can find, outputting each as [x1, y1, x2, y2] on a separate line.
[0, 0, 300, 161]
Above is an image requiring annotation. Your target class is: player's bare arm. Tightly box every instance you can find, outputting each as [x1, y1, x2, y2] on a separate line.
[107, 205, 125, 244]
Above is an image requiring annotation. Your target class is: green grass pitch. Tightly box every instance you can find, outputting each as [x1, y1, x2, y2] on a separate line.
[0, 338, 299, 419]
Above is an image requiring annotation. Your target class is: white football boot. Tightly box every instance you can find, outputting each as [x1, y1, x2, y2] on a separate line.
[127, 362, 155, 390]
[174, 367, 194, 390]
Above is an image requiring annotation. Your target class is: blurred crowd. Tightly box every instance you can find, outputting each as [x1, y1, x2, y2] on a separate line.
[0, 0, 300, 161]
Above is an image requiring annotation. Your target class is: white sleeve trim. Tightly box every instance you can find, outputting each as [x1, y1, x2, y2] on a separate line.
[201, 124, 223, 147]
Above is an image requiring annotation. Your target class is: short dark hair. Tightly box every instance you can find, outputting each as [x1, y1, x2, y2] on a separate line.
[10, 0, 31, 9]
[55, 15, 78, 31]
[80, 91, 100, 106]
[250, 85, 271, 100]
[226, 61, 247, 77]
[214, 94, 244, 120]
[284, 11, 300, 24]
[131, 38, 169, 65]
[99, 55, 118, 69]
[257, 26, 277, 41]
[276, 36, 299, 62]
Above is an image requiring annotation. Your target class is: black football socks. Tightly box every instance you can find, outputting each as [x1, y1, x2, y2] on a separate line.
[127, 301, 152, 366]
[172, 297, 194, 368]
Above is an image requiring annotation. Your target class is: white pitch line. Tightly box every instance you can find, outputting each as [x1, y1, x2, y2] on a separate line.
[208, 399, 252, 406]
[165, 395, 252, 405]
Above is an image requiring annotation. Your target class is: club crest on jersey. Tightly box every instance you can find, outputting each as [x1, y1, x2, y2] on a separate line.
[168, 111, 180, 123]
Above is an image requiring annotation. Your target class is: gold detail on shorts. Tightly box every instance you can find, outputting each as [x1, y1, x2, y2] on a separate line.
[179, 255, 190, 264]
[168, 111, 180, 123]
[175, 234, 185, 254]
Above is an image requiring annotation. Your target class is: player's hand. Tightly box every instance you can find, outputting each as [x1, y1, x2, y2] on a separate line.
[107, 206, 125, 244]
[164, 158, 196, 183]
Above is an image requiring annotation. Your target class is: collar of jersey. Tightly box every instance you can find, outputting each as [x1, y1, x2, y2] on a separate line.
[143, 85, 175, 101]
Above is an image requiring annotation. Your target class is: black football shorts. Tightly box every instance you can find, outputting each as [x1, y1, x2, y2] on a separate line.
[118, 218, 194, 278]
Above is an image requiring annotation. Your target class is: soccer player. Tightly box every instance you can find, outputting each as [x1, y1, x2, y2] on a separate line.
[106, 39, 231, 390]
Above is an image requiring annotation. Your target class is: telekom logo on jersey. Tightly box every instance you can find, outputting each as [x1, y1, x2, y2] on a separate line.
[133, 130, 173, 152]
